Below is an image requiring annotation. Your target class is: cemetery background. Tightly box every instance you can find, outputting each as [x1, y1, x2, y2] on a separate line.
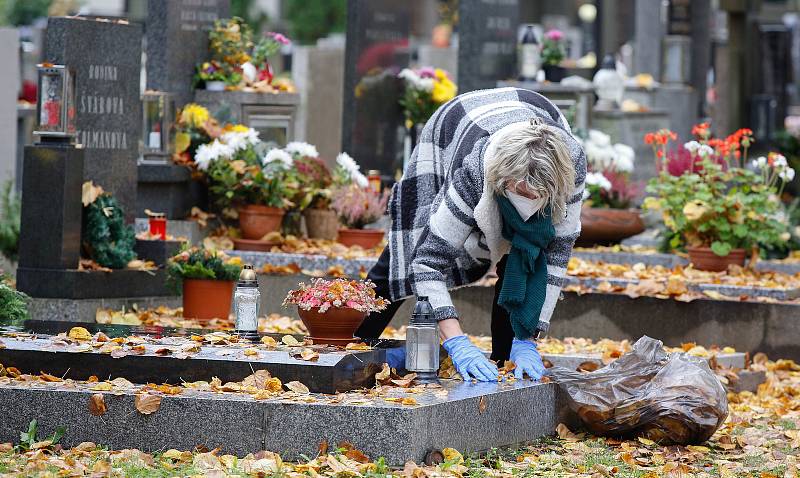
[0, 0, 800, 475]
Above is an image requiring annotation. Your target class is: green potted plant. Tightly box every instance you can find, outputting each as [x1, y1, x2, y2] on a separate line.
[167, 246, 243, 323]
[283, 278, 388, 345]
[202, 127, 297, 241]
[577, 130, 644, 246]
[541, 29, 566, 82]
[644, 124, 791, 271]
[194, 61, 230, 91]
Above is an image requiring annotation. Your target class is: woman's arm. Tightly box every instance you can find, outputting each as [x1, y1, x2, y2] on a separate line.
[408, 165, 482, 326]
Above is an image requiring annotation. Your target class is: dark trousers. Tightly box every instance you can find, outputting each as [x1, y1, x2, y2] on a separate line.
[355, 247, 515, 362]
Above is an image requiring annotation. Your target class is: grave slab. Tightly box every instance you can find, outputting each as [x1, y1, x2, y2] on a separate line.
[0, 327, 397, 394]
[0, 379, 569, 465]
[227, 250, 377, 277]
[542, 352, 746, 371]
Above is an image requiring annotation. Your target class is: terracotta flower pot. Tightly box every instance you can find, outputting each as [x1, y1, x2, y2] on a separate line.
[576, 208, 645, 247]
[337, 228, 385, 249]
[304, 208, 339, 240]
[297, 307, 368, 346]
[687, 246, 746, 272]
[182, 279, 235, 324]
[239, 204, 285, 240]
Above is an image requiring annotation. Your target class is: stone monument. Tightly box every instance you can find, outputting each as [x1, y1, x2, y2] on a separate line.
[44, 17, 143, 222]
[457, 0, 519, 93]
[341, 0, 410, 177]
[146, 0, 230, 108]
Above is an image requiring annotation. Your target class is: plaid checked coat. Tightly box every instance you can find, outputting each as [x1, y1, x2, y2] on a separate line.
[387, 87, 587, 335]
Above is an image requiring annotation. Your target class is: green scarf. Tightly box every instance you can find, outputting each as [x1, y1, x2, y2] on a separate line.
[496, 195, 556, 339]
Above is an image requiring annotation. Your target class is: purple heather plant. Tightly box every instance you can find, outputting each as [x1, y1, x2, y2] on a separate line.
[331, 185, 390, 229]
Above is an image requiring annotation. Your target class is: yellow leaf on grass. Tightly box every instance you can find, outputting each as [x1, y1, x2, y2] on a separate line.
[68, 326, 92, 341]
[88, 393, 107, 416]
[687, 445, 710, 454]
[556, 423, 580, 441]
[284, 381, 310, 394]
[135, 393, 163, 415]
[637, 437, 656, 446]
[442, 448, 463, 464]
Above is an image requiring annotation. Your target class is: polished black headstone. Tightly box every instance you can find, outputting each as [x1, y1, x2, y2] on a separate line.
[0, 321, 404, 394]
[134, 238, 184, 266]
[18, 144, 84, 270]
[342, 0, 409, 176]
[146, 0, 230, 107]
[44, 17, 143, 222]
[457, 0, 519, 92]
[136, 163, 208, 219]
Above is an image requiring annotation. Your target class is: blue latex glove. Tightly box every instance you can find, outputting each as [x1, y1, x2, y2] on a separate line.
[510, 338, 546, 381]
[442, 335, 499, 382]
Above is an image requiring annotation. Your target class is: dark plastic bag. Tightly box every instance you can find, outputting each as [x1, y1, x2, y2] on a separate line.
[548, 336, 728, 444]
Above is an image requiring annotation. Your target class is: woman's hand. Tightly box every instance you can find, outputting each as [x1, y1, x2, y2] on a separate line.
[442, 335, 499, 382]
[509, 338, 546, 380]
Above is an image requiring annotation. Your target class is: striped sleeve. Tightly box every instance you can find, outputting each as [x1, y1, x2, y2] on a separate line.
[408, 164, 482, 321]
[538, 139, 587, 330]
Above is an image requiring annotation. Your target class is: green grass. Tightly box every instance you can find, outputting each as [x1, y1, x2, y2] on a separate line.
[118, 462, 199, 478]
[778, 419, 797, 430]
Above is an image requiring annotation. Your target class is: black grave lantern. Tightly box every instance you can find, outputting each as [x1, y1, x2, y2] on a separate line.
[140, 90, 175, 163]
[34, 63, 77, 140]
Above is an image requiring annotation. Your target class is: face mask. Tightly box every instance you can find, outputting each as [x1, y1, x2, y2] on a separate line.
[506, 191, 548, 221]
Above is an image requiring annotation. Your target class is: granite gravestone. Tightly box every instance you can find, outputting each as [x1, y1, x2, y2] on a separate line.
[458, 0, 519, 93]
[342, 0, 409, 177]
[146, 0, 230, 108]
[44, 17, 143, 222]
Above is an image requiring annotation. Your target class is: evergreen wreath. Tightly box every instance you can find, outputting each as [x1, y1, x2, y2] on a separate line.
[83, 193, 136, 269]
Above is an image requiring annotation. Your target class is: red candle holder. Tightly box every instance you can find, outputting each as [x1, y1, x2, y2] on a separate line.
[148, 215, 167, 240]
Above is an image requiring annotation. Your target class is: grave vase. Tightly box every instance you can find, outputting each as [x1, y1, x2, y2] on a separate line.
[337, 228, 385, 249]
[543, 64, 566, 83]
[298, 307, 368, 345]
[205, 81, 226, 91]
[576, 207, 645, 247]
[182, 279, 234, 323]
[687, 246, 746, 272]
[238, 204, 285, 240]
[304, 208, 339, 240]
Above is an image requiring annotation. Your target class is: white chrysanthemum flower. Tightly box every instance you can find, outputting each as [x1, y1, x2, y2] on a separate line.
[773, 154, 788, 168]
[221, 128, 260, 152]
[588, 130, 611, 147]
[417, 78, 435, 92]
[398, 68, 420, 83]
[263, 148, 294, 168]
[336, 152, 359, 174]
[585, 171, 612, 191]
[584, 142, 615, 170]
[285, 141, 319, 158]
[194, 139, 233, 171]
[353, 171, 369, 188]
[780, 167, 796, 182]
[612, 144, 635, 172]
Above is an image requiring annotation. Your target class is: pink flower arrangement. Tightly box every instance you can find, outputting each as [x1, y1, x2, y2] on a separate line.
[283, 278, 389, 313]
[544, 29, 564, 41]
[331, 185, 390, 229]
[267, 32, 291, 46]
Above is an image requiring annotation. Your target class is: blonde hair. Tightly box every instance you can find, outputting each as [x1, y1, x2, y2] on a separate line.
[486, 118, 575, 223]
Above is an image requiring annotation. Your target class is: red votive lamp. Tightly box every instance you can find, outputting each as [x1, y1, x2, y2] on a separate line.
[148, 212, 167, 240]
